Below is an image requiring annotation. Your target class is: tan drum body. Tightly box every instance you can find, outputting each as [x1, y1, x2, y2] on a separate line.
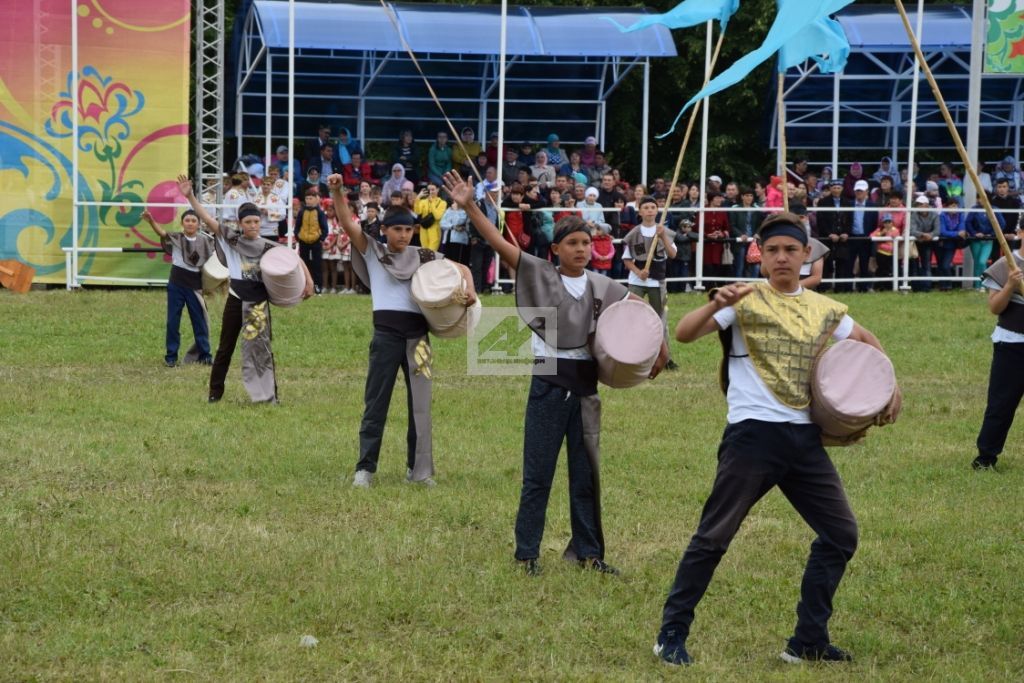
[410, 259, 479, 338]
[593, 299, 663, 388]
[201, 252, 228, 295]
[811, 339, 896, 440]
[261, 246, 305, 307]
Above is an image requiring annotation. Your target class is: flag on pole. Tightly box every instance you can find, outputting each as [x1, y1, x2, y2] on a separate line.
[658, 0, 854, 137]
[605, 0, 740, 33]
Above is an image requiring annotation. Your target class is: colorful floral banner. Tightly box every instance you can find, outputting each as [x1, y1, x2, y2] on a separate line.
[0, 0, 190, 284]
[987, 1, 1024, 73]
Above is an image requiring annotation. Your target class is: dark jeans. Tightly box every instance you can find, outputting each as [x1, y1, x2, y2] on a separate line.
[976, 342, 1024, 462]
[911, 242, 933, 292]
[469, 240, 494, 293]
[514, 377, 601, 561]
[660, 420, 858, 647]
[936, 243, 958, 291]
[166, 281, 210, 363]
[667, 258, 690, 293]
[849, 238, 873, 291]
[357, 329, 421, 474]
[442, 240, 471, 266]
[299, 242, 323, 289]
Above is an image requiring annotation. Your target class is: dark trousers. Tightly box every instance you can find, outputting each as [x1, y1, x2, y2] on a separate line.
[976, 342, 1024, 461]
[166, 281, 210, 363]
[911, 243, 933, 292]
[514, 377, 601, 561]
[442, 241, 470, 266]
[299, 242, 323, 289]
[660, 420, 858, 647]
[849, 238, 873, 291]
[357, 329, 421, 474]
[209, 295, 268, 399]
[469, 241, 494, 292]
[937, 243, 958, 291]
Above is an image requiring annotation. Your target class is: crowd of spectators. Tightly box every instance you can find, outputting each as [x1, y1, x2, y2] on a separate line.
[215, 123, 1024, 294]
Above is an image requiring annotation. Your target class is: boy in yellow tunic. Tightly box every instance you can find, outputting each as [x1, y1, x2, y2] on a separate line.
[653, 212, 901, 666]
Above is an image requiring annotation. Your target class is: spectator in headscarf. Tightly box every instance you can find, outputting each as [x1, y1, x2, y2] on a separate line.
[871, 156, 901, 190]
[381, 163, 413, 199]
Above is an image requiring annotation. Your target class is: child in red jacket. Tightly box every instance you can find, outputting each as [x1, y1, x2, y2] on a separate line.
[591, 227, 615, 273]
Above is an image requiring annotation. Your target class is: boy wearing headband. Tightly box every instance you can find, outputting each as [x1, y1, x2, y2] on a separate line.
[653, 212, 901, 666]
[443, 170, 668, 577]
[972, 226, 1024, 471]
[177, 175, 314, 404]
[327, 174, 476, 488]
[142, 208, 215, 367]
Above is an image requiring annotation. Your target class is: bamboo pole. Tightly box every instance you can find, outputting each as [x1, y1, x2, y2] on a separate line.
[644, 28, 727, 273]
[893, 0, 1023, 294]
[778, 71, 790, 213]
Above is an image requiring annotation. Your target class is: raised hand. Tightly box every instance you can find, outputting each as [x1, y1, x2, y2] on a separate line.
[442, 171, 475, 208]
[176, 174, 194, 198]
[140, 210, 155, 224]
[326, 173, 344, 191]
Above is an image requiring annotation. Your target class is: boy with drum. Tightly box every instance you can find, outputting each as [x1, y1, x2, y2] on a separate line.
[443, 170, 668, 577]
[653, 212, 901, 666]
[327, 174, 476, 488]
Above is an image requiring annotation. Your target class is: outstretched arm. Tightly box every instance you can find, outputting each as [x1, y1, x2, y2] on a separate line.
[443, 170, 520, 271]
[177, 175, 220, 235]
[326, 173, 368, 255]
[141, 210, 167, 239]
[675, 283, 753, 342]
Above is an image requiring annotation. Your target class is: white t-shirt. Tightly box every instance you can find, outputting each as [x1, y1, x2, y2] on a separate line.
[361, 244, 421, 314]
[713, 290, 855, 424]
[623, 225, 661, 288]
[530, 272, 630, 359]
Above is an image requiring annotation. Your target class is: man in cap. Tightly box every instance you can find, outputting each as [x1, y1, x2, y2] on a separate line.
[653, 212, 900, 667]
[849, 180, 878, 292]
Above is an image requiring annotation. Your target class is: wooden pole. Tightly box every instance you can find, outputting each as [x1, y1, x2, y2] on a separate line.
[645, 28, 727, 272]
[778, 71, 789, 213]
[893, 0, 1023, 294]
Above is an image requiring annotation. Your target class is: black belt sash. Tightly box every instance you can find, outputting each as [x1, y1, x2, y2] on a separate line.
[169, 265, 202, 290]
[230, 278, 269, 303]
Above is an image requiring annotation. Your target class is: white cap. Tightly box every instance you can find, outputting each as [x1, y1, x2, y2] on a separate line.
[709, 175, 723, 184]
[584, 136, 597, 145]
[585, 187, 600, 198]
[915, 194, 930, 205]
[854, 179, 869, 192]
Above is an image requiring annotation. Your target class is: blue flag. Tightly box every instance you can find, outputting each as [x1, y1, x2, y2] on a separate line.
[659, 0, 854, 138]
[605, 0, 740, 33]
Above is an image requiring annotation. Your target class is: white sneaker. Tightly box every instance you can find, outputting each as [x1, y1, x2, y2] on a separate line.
[352, 470, 373, 488]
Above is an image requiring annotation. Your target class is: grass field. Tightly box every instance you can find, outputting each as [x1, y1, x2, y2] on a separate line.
[1, 287, 1022, 681]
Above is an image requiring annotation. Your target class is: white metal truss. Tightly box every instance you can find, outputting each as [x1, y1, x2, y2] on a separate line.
[194, 0, 224, 201]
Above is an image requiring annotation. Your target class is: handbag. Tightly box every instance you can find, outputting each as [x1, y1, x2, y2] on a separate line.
[746, 240, 762, 264]
[516, 228, 532, 250]
[721, 243, 734, 266]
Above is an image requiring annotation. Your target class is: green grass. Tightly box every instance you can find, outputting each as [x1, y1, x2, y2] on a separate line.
[1, 288, 1022, 681]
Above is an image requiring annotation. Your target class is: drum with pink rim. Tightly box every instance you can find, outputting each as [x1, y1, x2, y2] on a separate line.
[260, 246, 306, 307]
[592, 299, 663, 388]
[811, 339, 896, 442]
[410, 259, 481, 338]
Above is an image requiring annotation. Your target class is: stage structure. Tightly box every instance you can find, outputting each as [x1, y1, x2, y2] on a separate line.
[229, 0, 677, 182]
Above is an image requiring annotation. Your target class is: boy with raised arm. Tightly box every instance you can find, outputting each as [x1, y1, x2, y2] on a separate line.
[327, 173, 476, 488]
[444, 170, 668, 576]
[653, 212, 901, 666]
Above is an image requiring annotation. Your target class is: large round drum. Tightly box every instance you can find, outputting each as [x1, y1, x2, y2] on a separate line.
[811, 339, 896, 441]
[201, 252, 228, 295]
[411, 259, 480, 338]
[260, 246, 305, 307]
[592, 299, 663, 388]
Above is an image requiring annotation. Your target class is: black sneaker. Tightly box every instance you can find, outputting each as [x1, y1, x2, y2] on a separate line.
[165, 359, 177, 368]
[780, 637, 853, 663]
[653, 629, 692, 666]
[198, 356, 213, 366]
[208, 394, 222, 404]
[579, 558, 620, 575]
[519, 559, 541, 577]
[972, 456, 998, 471]
[665, 360, 679, 371]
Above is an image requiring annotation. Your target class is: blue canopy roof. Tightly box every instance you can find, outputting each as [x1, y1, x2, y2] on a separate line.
[835, 4, 972, 50]
[252, 1, 677, 58]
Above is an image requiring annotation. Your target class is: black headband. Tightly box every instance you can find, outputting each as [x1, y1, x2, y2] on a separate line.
[381, 212, 414, 228]
[759, 222, 808, 245]
[552, 222, 592, 244]
[237, 205, 261, 221]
